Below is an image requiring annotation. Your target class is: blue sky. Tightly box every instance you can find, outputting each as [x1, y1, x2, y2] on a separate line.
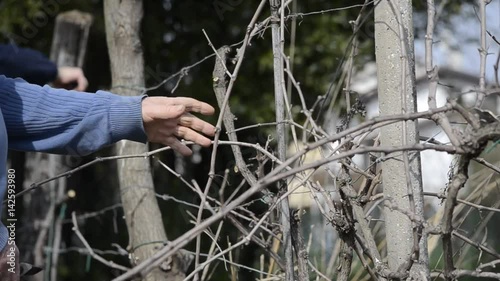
[415, 1, 500, 82]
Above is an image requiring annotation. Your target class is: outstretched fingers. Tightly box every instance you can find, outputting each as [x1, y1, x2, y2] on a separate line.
[141, 96, 217, 156]
[175, 126, 212, 147]
[168, 97, 215, 115]
[144, 103, 186, 122]
[163, 137, 192, 156]
[179, 114, 216, 136]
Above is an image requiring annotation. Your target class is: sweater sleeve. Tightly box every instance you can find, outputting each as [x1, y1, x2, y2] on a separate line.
[0, 75, 147, 156]
[0, 44, 58, 85]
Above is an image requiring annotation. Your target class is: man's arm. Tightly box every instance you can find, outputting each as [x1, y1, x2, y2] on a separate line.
[1, 75, 145, 155]
[0, 75, 215, 156]
[0, 44, 58, 86]
[0, 44, 88, 91]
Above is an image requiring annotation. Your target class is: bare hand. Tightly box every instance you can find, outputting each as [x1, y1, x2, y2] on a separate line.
[142, 97, 216, 156]
[53, 66, 89, 91]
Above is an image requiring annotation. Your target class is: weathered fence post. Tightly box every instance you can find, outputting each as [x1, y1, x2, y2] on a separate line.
[21, 10, 92, 281]
[374, 0, 428, 279]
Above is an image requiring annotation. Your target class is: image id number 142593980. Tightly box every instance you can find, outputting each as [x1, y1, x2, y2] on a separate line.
[6, 169, 17, 273]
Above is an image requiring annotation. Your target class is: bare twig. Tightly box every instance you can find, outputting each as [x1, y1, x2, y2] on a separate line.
[211, 45, 272, 202]
[286, 1, 376, 19]
[269, 0, 294, 280]
[201, 2, 268, 252]
[473, 157, 500, 174]
[453, 231, 500, 259]
[475, 0, 488, 107]
[71, 212, 129, 271]
[344, 0, 370, 111]
[425, 0, 461, 147]
[441, 156, 471, 280]
[291, 211, 310, 281]
[424, 192, 500, 213]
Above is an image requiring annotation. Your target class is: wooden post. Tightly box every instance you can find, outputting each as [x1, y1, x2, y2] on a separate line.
[50, 10, 93, 67]
[374, 0, 428, 278]
[21, 10, 93, 281]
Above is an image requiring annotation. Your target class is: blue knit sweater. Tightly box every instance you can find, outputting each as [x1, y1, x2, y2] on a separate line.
[0, 75, 147, 251]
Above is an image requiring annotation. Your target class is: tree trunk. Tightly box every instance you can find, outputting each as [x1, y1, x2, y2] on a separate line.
[374, 0, 428, 278]
[104, 1, 189, 280]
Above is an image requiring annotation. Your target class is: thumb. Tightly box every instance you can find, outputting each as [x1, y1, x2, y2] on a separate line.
[75, 75, 88, 91]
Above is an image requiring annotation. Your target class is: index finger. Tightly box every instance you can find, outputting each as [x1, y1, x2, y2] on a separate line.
[169, 97, 215, 115]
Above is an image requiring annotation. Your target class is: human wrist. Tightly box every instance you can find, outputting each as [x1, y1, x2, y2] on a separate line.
[107, 93, 148, 143]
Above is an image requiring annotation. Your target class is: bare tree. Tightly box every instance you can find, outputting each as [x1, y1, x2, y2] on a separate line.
[104, 1, 189, 280]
